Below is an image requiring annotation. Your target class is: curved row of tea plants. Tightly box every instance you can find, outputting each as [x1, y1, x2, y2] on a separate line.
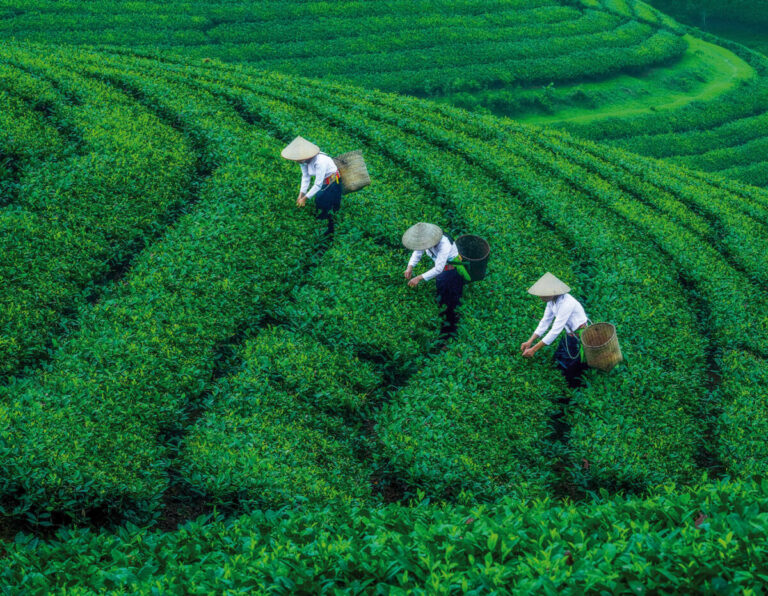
[88, 51, 567, 505]
[148, 56, 745, 493]
[561, 28, 768, 185]
[7, 0, 768, 184]
[0, 42, 468, 522]
[0, 1, 688, 97]
[0, 48, 323, 523]
[0, 49, 195, 379]
[158, 60, 582, 500]
[2, 41, 768, 592]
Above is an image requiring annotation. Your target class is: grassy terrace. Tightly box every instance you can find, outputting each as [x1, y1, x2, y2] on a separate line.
[516, 36, 753, 126]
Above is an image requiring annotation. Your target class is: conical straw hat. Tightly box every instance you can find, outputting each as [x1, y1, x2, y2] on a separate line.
[527, 272, 570, 296]
[281, 136, 320, 161]
[402, 223, 443, 250]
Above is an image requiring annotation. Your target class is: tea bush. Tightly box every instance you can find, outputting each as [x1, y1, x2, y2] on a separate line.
[5, 0, 768, 184]
[4, 479, 768, 593]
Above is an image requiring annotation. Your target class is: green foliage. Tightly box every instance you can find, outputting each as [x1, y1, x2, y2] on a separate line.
[0, 50, 195, 377]
[646, 0, 768, 27]
[180, 327, 376, 509]
[4, 479, 768, 593]
[0, 0, 688, 97]
[2, 36, 768, 592]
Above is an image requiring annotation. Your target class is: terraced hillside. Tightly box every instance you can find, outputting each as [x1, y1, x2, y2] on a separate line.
[2, 42, 768, 589]
[553, 0, 768, 188]
[3, 0, 768, 187]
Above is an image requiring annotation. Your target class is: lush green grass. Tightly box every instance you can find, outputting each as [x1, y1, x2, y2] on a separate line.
[517, 35, 753, 125]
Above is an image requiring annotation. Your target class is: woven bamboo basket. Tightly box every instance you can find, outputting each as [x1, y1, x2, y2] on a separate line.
[581, 322, 623, 372]
[333, 150, 371, 194]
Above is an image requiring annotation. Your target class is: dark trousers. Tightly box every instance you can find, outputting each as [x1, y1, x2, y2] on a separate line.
[314, 180, 342, 234]
[554, 334, 586, 388]
[435, 268, 465, 339]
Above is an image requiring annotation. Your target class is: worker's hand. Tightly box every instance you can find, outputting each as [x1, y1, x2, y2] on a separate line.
[407, 275, 422, 288]
[522, 347, 537, 358]
[520, 340, 532, 353]
[404, 267, 413, 280]
[296, 194, 307, 207]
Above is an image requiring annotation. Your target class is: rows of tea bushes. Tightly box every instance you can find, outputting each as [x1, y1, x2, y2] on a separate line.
[561, 28, 768, 185]
[211, 9, 620, 59]
[0, 51, 324, 522]
[349, 29, 686, 96]
[182, 66, 563, 500]
[3, 479, 768, 593]
[0, 49, 195, 378]
[196, 57, 719, 492]
[170, 72, 449, 507]
[249, 67, 707, 491]
[529, 124, 768, 477]
[45, 47, 573, 503]
[670, 136, 768, 174]
[180, 328, 376, 509]
[368, 93, 708, 490]
[180, 63, 574, 500]
[282, 60, 768, 487]
[0, 0, 689, 98]
[360, 78, 767, 485]
[3, 41, 768, 529]
[613, 107, 768, 160]
[0, 2, 572, 48]
[0, 86, 64, 198]
[48, 43, 768, 501]
[8, 0, 768, 185]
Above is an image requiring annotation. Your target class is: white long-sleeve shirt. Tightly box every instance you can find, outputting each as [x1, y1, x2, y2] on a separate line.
[533, 293, 588, 346]
[407, 235, 459, 282]
[300, 153, 339, 198]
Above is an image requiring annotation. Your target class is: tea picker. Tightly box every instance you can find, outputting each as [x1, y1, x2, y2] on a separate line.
[281, 136, 342, 234]
[520, 272, 589, 388]
[402, 222, 472, 339]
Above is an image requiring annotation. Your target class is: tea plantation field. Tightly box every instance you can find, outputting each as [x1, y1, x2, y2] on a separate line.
[2, 38, 768, 591]
[4, 0, 768, 185]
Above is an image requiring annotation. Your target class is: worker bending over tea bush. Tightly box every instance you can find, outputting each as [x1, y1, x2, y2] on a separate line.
[403, 222, 469, 340]
[282, 136, 342, 235]
[521, 272, 588, 388]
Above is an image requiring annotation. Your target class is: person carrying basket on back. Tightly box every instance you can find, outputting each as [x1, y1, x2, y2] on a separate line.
[402, 222, 470, 340]
[281, 136, 341, 235]
[520, 272, 588, 388]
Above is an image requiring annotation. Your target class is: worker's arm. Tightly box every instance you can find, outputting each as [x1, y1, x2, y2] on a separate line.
[521, 302, 555, 357]
[297, 162, 311, 206]
[305, 155, 333, 199]
[405, 250, 424, 280]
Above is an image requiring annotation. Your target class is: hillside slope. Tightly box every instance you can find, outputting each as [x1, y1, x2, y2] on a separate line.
[6, 0, 768, 184]
[2, 41, 768, 514]
[2, 40, 768, 590]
